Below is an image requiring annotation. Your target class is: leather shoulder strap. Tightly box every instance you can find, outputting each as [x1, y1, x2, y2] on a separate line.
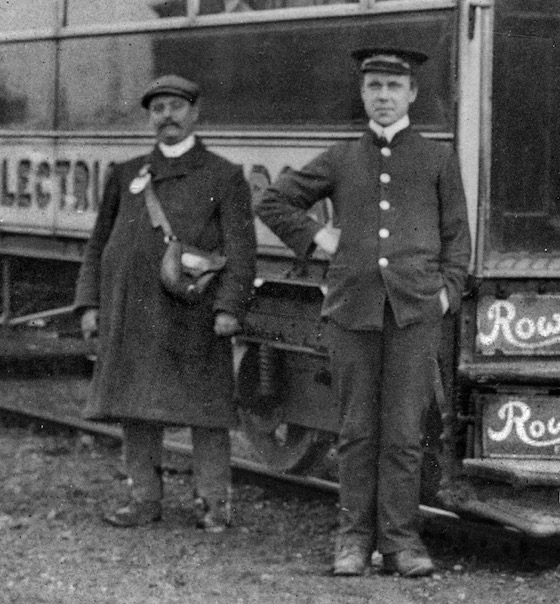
[144, 182, 175, 241]
[144, 179, 222, 250]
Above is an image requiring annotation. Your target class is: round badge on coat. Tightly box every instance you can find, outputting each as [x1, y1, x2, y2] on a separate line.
[129, 164, 152, 194]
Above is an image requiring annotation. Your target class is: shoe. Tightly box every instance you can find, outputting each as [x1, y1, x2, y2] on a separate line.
[333, 543, 369, 576]
[383, 549, 435, 577]
[193, 495, 231, 534]
[103, 500, 162, 527]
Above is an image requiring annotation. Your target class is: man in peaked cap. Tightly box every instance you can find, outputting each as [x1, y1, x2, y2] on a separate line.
[75, 74, 255, 531]
[141, 74, 201, 108]
[257, 49, 470, 576]
[351, 46, 428, 76]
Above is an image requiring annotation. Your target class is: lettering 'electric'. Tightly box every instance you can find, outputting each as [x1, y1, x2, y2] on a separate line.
[0, 158, 105, 213]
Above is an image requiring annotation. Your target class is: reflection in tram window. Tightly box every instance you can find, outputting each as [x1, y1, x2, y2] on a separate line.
[223, 0, 254, 11]
[252, 0, 358, 7]
[0, 42, 56, 129]
[199, 0, 252, 12]
[66, 0, 359, 24]
[201, 0, 357, 13]
[66, 0, 185, 25]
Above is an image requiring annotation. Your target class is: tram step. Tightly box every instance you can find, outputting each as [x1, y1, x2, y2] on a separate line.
[443, 494, 560, 539]
[0, 333, 96, 361]
[463, 458, 560, 488]
[440, 460, 560, 538]
[458, 359, 560, 385]
[0, 331, 95, 377]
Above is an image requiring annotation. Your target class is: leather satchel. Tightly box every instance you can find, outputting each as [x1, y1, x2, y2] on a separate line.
[160, 239, 226, 302]
[143, 177, 226, 304]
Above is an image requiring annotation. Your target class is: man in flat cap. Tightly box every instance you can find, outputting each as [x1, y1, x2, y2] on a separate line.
[256, 49, 470, 576]
[75, 74, 255, 531]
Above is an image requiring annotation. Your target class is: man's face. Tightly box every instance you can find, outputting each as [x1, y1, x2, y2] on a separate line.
[360, 72, 417, 127]
[148, 94, 200, 145]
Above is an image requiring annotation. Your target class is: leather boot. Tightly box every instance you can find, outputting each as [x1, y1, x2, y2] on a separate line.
[333, 536, 370, 576]
[103, 500, 162, 527]
[193, 488, 232, 533]
[383, 548, 435, 577]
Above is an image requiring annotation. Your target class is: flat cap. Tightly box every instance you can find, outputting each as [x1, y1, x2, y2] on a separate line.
[351, 47, 428, 75]
[141, 74, 200, 109]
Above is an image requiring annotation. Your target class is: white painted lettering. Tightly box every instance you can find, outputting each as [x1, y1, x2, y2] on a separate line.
[515, 317, 535, 340]
[529, 420, 546, 439]
[479, 300, 560, 350]
[488, 400, 560, 447]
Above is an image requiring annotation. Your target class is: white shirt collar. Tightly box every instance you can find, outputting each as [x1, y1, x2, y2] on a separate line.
[369, 115, 410, 143]
[158, 134, 196, 158]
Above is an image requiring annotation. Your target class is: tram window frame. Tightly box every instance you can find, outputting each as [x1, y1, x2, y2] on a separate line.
[0, 0, 456, 134]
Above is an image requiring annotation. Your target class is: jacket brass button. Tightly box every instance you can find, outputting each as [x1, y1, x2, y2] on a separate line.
[380, 173, 391, 184]
[379, 228, 390, 239]
[378, 257, 389, 268]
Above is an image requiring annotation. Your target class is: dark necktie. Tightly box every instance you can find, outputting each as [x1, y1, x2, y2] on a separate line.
[373, 129, 389, 147]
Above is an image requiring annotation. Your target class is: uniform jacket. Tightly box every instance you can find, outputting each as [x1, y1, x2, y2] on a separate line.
[256, 127, 471, 330]
[75, 139, 256, 427]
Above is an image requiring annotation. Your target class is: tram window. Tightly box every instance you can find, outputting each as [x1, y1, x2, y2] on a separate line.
[200, 0, 357, 13]
[0, 0, 58, 32]
[485, 0, 560, 267]
[0, 42, 56, 129]
[66, 0, 190, 26]
[58, 37, 148, 130]
[58, 11, 454, 131]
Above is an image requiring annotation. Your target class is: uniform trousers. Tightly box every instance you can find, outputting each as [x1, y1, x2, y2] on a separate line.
[327, 303, 441, 555]
[122, 420, 231, 509]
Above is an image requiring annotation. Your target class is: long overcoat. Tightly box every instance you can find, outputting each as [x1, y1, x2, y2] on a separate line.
[75, 139, 256, 427]
[256, 127, 471, 330]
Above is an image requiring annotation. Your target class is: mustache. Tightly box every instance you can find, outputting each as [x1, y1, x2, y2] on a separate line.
[158, 121, 180, 129]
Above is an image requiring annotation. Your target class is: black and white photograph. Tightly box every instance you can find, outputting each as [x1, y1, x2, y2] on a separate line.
[0, 1, 559, 602]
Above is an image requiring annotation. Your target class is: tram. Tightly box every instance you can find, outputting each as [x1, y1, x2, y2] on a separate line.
[0, 0, 559, 538]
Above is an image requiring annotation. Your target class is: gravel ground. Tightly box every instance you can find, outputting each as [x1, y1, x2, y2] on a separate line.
[0, 416, 559, 604]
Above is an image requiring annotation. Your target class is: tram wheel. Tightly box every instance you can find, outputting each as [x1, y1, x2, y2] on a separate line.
[235, 342, 333, 474]
[237, 405, 333, 474]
